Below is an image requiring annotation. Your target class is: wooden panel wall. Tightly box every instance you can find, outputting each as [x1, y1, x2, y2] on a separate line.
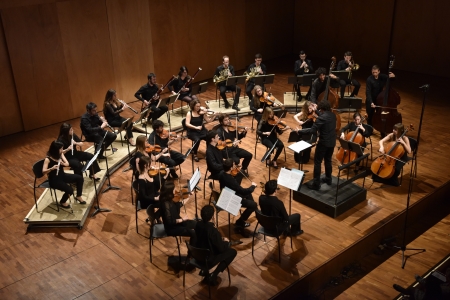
[0, 18, 23, 136]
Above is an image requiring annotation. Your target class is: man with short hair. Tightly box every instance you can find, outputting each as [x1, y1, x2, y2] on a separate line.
[294, 50, 314, 101]
[214, 55, 241, 110]
[205, 130, 225, 180]
[245, 53, 267, 103]
[337, 51, 361, 99]
[134, 73, 169, 122]
[309, 67, 339, 103]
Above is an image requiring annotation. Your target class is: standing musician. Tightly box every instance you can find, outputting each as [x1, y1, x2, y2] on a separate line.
[147, 120, 185, 179]
[257, 107, 290, 169]
[57, 123, 100, 180]
[366, 65, 396, 126]
[168, 66, 198, 104]
[214, 55, 241, 110]
[337, 51, 361, 99]
[296, 100, 336, 190]
[245, 53, 267, 104]
[339, 112, 373, 173]
[205, 130, 225, 180]
[185, 99, 217, 162]
[309, 67, 339, 103]
[294, 50, 314, 101]
[219, 158, 258, 230]
[103, 89, 135, 146]
[80, 102, 117, 160]
[134, 73, 169, 122]
[250, 85, 283, 124]
[216, 113, 252, 177]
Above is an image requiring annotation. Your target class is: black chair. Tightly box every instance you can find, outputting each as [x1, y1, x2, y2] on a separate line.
[183, 241, 231, 299]
[146, 204, 181, 263]
[364, 124, 375, 161]
[208, 182, 222, 228]
[400, 137, 418, 185]
[132, 180, 142, 234]
[203, 167, 217, 199]
[254, 133, 286, 162]
[251, 210, 292, 263]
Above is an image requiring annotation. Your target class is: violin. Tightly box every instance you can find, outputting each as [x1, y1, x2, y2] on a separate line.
[370, 124, 413, 179]
[336, 115, 367, 164]
[159, 129, 178, 140]
[216, 139, 233, 150]
[145, 142, 161, 153]
[259, 92, 276, 106]
[268, 115, 288, 129]
[173, 187, 190, 202]
[148, 167, 167, 177]
[230, 165, 241, 177]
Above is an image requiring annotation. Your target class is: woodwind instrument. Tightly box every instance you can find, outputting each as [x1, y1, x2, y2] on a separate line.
[100, 116, 114, 131]
[119, 99, 138, 114]
[149, 75, 177, 106]
[56, 158, 61, 176]
[71, 132, 74, 155]
[178, 67, 202, 95]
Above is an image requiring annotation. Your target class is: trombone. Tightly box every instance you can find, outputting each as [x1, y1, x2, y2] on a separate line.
[348, 59, 359, 79]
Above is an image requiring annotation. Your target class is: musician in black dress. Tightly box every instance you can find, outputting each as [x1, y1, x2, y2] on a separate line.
[168, 66, 198, 104]
[365, 65, 396, 126]
[57, 123, 100, 180]
[134, 73, 169, 122]
[216, 113, 252, 177]
[309, 67, 339, 103]
[245, 53, 267, 103]
[147, 119, 185, 179]
[42, 141, 85, 208]
[214, 55, 241, 110]
[257, 107, 290, 168]
[103, 89, 135, 146]
[250, 85, 283, 124]
[292, 101, 317, 163]
[185, 100, 217, 162]
[296, 100, 336, 190]
[294, 50, 314, 101]
[337, 51, 361, 99]
[80, 102, 117, 159]
[137, 156, 160, 210]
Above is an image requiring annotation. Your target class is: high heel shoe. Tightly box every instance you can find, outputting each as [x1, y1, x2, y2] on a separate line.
[59, 201, 71, 208]
[265, 159, 272, 167]
[272, 161, 279, 169]
[75, 198, 86, 205]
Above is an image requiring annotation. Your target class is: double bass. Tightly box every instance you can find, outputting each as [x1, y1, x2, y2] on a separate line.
[372, 55, 402, 136]
[317, 57, 342, 134]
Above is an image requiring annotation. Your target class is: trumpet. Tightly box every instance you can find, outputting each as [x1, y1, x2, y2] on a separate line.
[244, 66, 260, 83]
[213, 68, 230, 85]
[348, 60, 359, 79]
[119, 99, 138, 114]
[303, 60, 309, 73]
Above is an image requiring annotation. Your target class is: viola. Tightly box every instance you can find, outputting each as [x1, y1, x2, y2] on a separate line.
[148, 167, 167, 177]
[336, 115, 367, 164]
[259, 92, 276, 106]
[216, 139, 233, 150]
[145, 142, 161, 153]
[173, 187, 190, 202]
[268, 115, 288, 129]
[230, 165, 241, 177]
[370, 124, 413, 179]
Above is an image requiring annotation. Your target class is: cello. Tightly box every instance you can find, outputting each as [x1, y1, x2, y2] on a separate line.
[372, 55, 402, 136]
[336, 115, 367, 164]
[317, 57, 342, 134]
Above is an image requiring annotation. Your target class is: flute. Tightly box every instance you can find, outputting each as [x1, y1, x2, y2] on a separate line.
[119, 99, 138, 114]
[71, 133, 74, 155]
[56, 158, 61, 176]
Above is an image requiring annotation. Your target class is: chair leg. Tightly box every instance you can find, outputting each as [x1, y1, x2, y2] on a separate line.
[175, 236, 181, 263]
[251, 224, 258, 257]
[226, 265, 231, 284]
[149, 237, 153, 262]
[277, 236, 281, 263]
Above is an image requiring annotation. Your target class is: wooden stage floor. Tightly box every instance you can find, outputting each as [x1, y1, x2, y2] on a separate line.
[0, 55, 449, 299]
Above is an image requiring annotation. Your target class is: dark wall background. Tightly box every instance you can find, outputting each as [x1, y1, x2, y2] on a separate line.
[0, 0, 446, 137]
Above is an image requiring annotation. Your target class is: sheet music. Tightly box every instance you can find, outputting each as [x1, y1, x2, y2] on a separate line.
[189, 167, 201, 192]
[277, 167, 304, 191]
[288, 140, 312, 153]
[216, 187, 242, 216]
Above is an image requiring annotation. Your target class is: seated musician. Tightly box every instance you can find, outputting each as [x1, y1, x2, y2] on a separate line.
[250, 85, 282, 124]
[294, 50, 314, 101]
[168, 66, 198, 104]
[292, 101, 318, 164]
[259, 180, 302, 236]
[205, 130, 225, 180]
[137, 156, 160, 211]
[216, 113, 252, 177]
[134, 73, 169, 122]
[257, 107, 290, 169]
[309, 67, 339, 104]
[103, 89, 135, 146]
[80, 102, 117, 160]
[339, 112, 373, 173]
[193, 205, 237, 286]
[245, 53, 267, 104]
[214, 55, 241, 110]
[372, 123, 411, 186]
[147, 120, 185, 179]
[337, 51, 361, 98]
[219, 158, 257, 230]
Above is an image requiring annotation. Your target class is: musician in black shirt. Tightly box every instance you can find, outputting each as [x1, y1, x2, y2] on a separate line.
[214, 56, 241, 110]
[245, 53, 267, 103]
[294, 50, 314, 101]
[205, 130, 225, 180]
[296, 100, 336, 190]
[309, 67, 339, 103]
[337, 51, 361, 99]
[134, 73, 169, 122]
[168, 66, 198, 104]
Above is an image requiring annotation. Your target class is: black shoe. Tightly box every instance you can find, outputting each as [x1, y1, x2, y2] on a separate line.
[89, 175, 100, 181]
[98, 155, 106, 160]
[193, 155, 199, 162]
[224, 101, 231, 109]
[235, 220, 250, 228]
[232, 105, 240, 111]
[307, 182, 321, 190]
[321, 177, 332, 185]
[292, 230, 304, 236]
[297, 96, 303, 102]
[242, 169, 249, 177]
[199, 270, 207, 277]
[207, 273, 219, 286]
[59, 202, 71, 209]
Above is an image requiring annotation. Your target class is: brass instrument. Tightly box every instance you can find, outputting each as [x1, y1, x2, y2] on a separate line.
[244, 66, 260, 83]
[213, 68, 230, 85]
[303, 60, 309, 73]
[348, 59, 359, 79]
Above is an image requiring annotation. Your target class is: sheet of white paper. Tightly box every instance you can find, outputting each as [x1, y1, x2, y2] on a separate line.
[277, 168, 304, 191]
[217, 187, 242, 216]
[288, 140, 312, 153]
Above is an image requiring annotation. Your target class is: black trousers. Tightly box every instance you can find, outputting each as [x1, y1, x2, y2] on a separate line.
[187, 129, 208, 154]
[339, 78, 360, 98]
[67, 151, 100, 176]
[209, 247, 237, 274]
[295, 84, 312, 99]
[227, 147, 253, 170]
[366, 105, 375, 126]
[237, 196, 257, 223]
[313, 143, 334, 186]
[158, 150, 185, 167]
[245, 82, 258, 101]
[49, 173, 84, 203]
[148, 104, 168, 121]
[219, 85, 241, 107]
[109, 117, 133, 139]
[288, 213, 301, 232]
[84, 131, 117, 156]
[261, 137, 284, 161]
[165, 220, 197, 239]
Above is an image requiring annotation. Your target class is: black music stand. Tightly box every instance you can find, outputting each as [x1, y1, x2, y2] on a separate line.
[162, 94, 179, 131]
[337, 97, 363, 122]
[288, 134, 313, 172]
[184, 139, 200, 176]
[288, 74, 317, 113]
[216, 187, 244, 245]
[331, 70, 350, 81]
[260, 140, 278, 180]
[118, 117, 134, 158]
[253, 74, 275, 88]
[277, 167, 304, 215]
[134, 108, 150, 135]
[191, 81, 208, 101]
[95, 133, 121, 194]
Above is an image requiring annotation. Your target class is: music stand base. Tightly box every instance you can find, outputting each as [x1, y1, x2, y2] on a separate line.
[102, 185, 121, 193]
[91, 206, 112, 217]
[391, 245, 426, 268]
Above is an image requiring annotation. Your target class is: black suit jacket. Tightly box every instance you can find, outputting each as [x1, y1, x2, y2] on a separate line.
[219, 172, 255, 197]
[259, 195, 289, 222]
[294, 59, 314, 75]
[206, 144, 224, 174]
[298, 110, 336, 147]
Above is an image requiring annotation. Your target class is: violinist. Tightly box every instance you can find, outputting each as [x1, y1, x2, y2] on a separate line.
[185, 99, 216, 162]
[250, 85, 282, 124]
[80, 102, 117, 160]
[337, 51, 361, 99]
[310, 67, 339, 103]
[219, 158, 257, 230]
[137, 156, 160, 211]
[293, 101, 317, 127]
[245, 53, 267, 103]
[57, 123, 100, 180]
[216, 113, 252, 177]
[103, 89, 135, 146]
[296, 100, 336, 190]
[257, 107, 290, 168]
[134, 73, 169, 122]
[205, 130, 225, 180]
[373, 123, 411, 186]
[168, 66, 198, 104]
[366, 65, 396, 126]
[214, 55, 241, 110]
[294, 50, 314, 101]
[148, 120, 185, 179]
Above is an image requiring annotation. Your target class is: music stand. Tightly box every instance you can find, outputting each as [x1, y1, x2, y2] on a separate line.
[331, 70, 350, 81]
[288, 137, 313, 172]
[188, 167, 201, 220]
[118, 117, 134, 158]
[216, 187, 244, 245]
[338, 97, 363, 123]
[277, 167, 304, 214]
[95, 132, 121, 194]
[184, 139, 200, 176]
[253, 74, 275, 87]
[260, 140, 278, 180]
[288, 74, 317, 112]
[191, 81, 208, 99]
[134, 108, 150, 135]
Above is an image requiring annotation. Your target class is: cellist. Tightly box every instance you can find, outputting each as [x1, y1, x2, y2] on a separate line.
[366, 65, 396, 127]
